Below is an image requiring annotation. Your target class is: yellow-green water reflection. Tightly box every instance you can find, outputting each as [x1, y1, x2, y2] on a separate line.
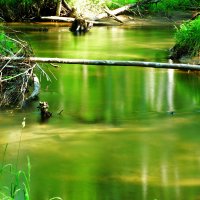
[1, 24, 200, 200]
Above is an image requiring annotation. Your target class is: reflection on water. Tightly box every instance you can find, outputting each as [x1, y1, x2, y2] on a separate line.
[1, 24, 200, 200]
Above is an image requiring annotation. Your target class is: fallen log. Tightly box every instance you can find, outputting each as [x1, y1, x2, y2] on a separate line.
[104, 7, 123, 23]
[95, 3, 137, 20]
[1, 57, 200, 71]
[94, 0, 162, 20]
[40, 16, 112, 26]
[41, 16, 75, 22]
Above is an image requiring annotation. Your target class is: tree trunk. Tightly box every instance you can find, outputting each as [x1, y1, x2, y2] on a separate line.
[56, 0, 62, 16]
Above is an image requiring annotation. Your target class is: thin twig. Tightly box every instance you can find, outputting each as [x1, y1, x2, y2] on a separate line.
[1, 66, 34, 82]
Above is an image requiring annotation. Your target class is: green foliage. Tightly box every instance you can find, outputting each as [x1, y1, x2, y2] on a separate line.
[174, 17, 200, 57]
[0, 0, 33, 5]
[0, 153, 31, 200]
[0, 143, 63, 200]
[0, 0, 57, 21]
[0, 32, 19, 56]
[106, 0, 138, 9]
[149, 0, 198, 13]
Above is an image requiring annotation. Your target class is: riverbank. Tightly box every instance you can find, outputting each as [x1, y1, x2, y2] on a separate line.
[31, 10, 193, 28]
[98, 10, 193, 26]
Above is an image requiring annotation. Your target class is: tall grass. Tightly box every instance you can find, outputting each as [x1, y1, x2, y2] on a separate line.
[0, 146, 63, 200]
[174, 17, 200, 57]
[0, 149, 31, 200]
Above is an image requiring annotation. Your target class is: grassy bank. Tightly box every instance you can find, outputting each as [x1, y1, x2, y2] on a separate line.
[170, 17, 200, 60]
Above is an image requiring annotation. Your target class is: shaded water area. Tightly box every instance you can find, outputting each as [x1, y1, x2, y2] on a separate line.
[1, 23, 200, 199]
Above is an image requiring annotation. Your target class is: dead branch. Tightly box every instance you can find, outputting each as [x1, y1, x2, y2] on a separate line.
[94, 0, 162, 20]
[104, 7, 123, 23]
[0, 33, 38, 108]
[40, 16, 112, 26]
[62, 0, 72, 11]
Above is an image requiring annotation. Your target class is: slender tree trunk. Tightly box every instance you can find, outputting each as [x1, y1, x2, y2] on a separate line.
[56, 0, 62, 16]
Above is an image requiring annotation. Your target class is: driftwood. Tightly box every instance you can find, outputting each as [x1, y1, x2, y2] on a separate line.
[41, 16, 74, 22]
[40, 16, 112, 26]
[1, 57, 200, 71]
[95, 4, 137, 20]
[104, 7, 123, 23]
[94, 0, 162, 20]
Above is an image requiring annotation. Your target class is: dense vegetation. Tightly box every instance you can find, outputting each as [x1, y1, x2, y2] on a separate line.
[170, 16, 200, 60]
[149, 0, 198, 13]
[0, 0, 199, 21]
[0, 0, 57, 21]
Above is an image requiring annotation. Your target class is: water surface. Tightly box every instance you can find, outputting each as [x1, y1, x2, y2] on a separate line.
[1, 23, 200, 200]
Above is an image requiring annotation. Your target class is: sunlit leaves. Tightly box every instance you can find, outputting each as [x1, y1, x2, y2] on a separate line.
[0, 32, 18, 56]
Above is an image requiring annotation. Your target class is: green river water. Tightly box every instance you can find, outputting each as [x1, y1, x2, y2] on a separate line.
[1, 23, 200, 200]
